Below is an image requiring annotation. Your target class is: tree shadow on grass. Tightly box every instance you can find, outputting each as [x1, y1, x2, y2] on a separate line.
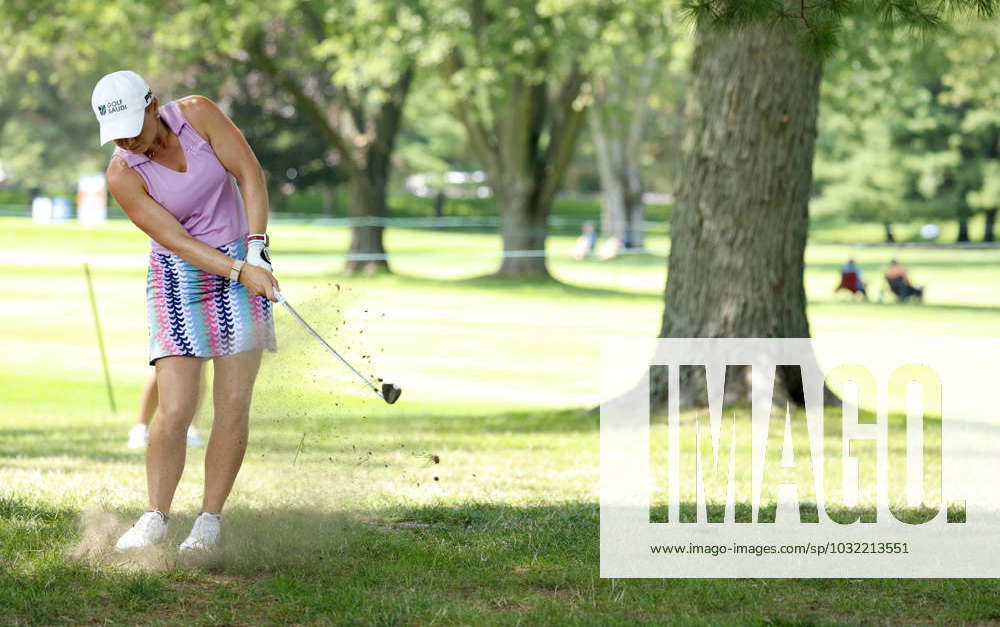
[807, 257, 1000, 273]
[0, 426, 139, 464]
[5, 497, 999, 625]
[0, 407, 600, 466]
[808, 299, 1000, 316]
[288, 269, 663, 302]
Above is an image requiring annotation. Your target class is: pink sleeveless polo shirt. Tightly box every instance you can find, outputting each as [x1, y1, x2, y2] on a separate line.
[114, 101, 248, 255]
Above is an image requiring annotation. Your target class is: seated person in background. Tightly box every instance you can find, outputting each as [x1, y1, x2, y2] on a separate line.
[835, 258, 868, 300]
[598, 235, 623, 260]
[885, 259, 925, 301]
[573, 220, 598, 260]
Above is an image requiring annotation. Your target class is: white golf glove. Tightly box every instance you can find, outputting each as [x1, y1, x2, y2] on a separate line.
[246, 233, 272, 272]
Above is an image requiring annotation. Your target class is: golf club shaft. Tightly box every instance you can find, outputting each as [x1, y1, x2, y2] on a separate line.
[275, 292, 382, 396]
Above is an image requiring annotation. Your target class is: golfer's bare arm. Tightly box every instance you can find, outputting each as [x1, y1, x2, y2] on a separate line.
[106, 160, 276, 298]
[179, 96, 268, 235]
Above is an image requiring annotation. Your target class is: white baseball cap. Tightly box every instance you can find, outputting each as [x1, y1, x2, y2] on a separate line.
[91, 70, 153, 146]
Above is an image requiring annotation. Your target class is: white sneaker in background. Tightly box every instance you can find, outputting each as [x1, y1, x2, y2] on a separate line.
[126, 424, 148, 449]
[115, 510, 168, 551]
[186, 426, 205, 448]
[179, 512, 222, 552]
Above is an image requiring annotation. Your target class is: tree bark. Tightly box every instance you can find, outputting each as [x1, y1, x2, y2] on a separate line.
[443, 50, 586, 279]
[590, 43, 660, 252]
[247, 31, 413, 275]
[957, 214, 970, 243]
[984, 208, 997, 242]
[495, 180, 551, 277]
[346, 176, 389, 274]
[591, 109, 628, 245]
[651, 16, 824, 411]
[883, 222, 896, 244]
[345, 66, 413, 274]
[591, 114, 646, 249]
[625, 161, 645, 249]
[320, 185, 336, 217]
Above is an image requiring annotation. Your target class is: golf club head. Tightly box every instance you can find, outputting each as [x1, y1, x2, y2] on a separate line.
[381, 383, 402, 404]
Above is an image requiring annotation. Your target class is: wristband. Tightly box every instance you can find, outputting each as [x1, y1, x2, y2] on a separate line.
[247, 233, 269, 246]
[229, 258, 245, 281]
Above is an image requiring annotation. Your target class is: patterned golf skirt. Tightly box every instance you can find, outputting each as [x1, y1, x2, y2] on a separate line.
[146, 238, 277, 365]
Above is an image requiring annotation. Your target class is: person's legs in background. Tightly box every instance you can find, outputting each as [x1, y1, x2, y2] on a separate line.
[126, 370, 158, 449]
[186, 372, 206, 447]
[127, 368, 206, 449]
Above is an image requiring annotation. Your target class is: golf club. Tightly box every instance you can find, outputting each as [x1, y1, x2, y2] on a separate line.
[274, 289, 402, 404]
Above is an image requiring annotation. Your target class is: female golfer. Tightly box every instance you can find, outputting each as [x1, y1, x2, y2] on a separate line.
[91, 70, 278, 552]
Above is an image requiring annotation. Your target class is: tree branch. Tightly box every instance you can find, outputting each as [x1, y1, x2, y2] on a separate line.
[441, 49, 499, 175]
[536, 63, 588, 211]
[627, 43, 665, 155]
[245, 30, 364, 181]
[298, 1, 328, 44]
[368, 64, 415, 184]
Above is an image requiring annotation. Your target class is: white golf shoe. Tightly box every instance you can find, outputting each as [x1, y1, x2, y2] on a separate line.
[179, 512, 222, 552]
[115, 510, 168, 551]
[126, 424, 148, 449]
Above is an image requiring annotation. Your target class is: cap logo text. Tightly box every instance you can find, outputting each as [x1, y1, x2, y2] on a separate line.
[101, 99, 127, 115]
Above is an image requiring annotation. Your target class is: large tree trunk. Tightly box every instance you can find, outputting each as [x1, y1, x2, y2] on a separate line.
[344, 66, 413, 275]
[984, 208, 997, 242]
[590, 43, 660, 253]
[591, 128, 645, 250]
[625, 161, 645, 249]
[591, 111, 629, 245]
[883, 222, 896, 244]
[495, 179, 550, 278]
[957, 215, 970, 243]
[443, 44, 586, 280]
[320, 185, 336, 218]
[346, 176, 389, 274]
[651, 16, 823, 411]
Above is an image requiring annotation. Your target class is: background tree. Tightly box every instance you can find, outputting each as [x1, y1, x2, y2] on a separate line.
[941, 20, 1000, 242]
[221, 67, 349, 215]
[394, 73, 473, 180]
[2, 0, 427, 274]
[816, 20, 1000, 243]
[0, 2, 130, 194]
[158, 0, 425, 274]
[587, 6, 676, 252]
[651, 0, 996, 410]
[812, 28, 911, 243]
[433, 0, 620, 278]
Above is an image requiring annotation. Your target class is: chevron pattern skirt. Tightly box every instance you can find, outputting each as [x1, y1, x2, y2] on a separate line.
[146, 238, 277, 365]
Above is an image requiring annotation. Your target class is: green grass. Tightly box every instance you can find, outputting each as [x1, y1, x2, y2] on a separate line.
[1, 217, 999, 625]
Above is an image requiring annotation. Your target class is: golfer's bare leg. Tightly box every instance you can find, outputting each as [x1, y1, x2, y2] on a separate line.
[202, 349, 262, 514]
[147, 356, 204, 514]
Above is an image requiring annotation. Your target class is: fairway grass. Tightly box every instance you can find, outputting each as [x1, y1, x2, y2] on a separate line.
[2, 218, 999, 624]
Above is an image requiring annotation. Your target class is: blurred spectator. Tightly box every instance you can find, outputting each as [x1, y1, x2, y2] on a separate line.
[884, 259, 925, 302]
[835, 258, 868, 300]
[573, 220, 598, 260]
[598, 236, 623, 260]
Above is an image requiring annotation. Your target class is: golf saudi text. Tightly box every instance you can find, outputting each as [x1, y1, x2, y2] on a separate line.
[600, 338, 1000, 578]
